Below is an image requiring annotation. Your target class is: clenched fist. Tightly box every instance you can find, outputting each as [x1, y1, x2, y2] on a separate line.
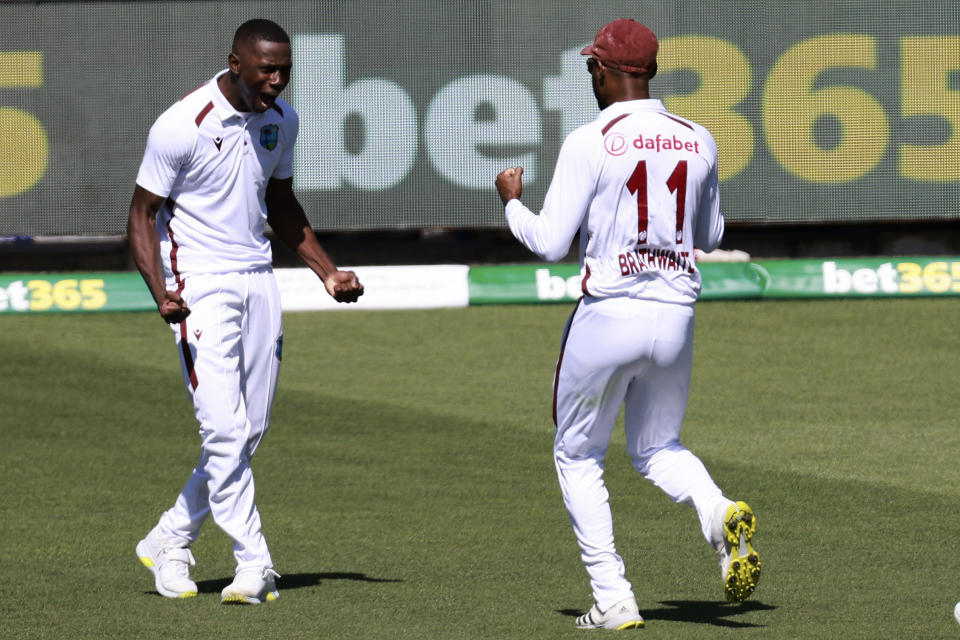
[495, 166, 524, 205]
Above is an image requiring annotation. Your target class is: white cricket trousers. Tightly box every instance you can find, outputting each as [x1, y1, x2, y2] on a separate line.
[553, 296, 727, 610]
[155, 269, 282, 570]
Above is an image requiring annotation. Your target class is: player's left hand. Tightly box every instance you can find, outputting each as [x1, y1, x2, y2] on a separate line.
[324, 270, 364, 303]
[495, 166, 524, 205]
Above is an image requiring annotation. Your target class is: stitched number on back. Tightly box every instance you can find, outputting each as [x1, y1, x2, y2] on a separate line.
[626, 160, 688, 245]
[667, 161, 688, 242]
[626, 161, 649, 243]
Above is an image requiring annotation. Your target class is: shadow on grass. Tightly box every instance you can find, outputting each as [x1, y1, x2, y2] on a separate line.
[558, 600, 774, 628]
[194, 571, 404, 594]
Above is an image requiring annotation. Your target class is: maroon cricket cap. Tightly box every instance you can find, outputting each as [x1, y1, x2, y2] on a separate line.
[580, 18, 658, 74]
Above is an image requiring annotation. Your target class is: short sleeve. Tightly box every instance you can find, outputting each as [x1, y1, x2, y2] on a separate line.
[135, 111, 194, 197]
[273, 106, 299, 180]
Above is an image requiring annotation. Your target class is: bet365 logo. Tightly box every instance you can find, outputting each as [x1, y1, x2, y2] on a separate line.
[535, 268, 581, 300]
[0, 278, 106, 312]
[822, 260, 960, 295]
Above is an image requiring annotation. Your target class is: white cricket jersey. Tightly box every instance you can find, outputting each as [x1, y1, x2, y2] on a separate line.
[505, 99, 724, 305]
[136, 69, 298, 286]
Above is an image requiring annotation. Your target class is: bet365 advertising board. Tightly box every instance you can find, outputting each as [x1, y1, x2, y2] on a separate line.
[4, 258, 960, 314]
[0, 1, 957, 237]
[467, 258, 960, 304]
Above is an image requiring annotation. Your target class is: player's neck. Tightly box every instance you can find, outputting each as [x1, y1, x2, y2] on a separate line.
[615, 82, 650, 102]
[217, 73, 252, 113]
[605, 74, 650, 106]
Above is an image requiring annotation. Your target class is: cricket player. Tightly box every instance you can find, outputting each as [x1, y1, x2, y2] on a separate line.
[496, 18, 760, 630]
[128, 18, 363, 604]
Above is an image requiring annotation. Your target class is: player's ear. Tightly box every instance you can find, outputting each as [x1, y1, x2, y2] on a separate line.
[228, 51, 240, 74]
[596, 61, 610, 85]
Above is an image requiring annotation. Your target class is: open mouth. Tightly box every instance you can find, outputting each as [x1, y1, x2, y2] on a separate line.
[258, 92, 277, 110]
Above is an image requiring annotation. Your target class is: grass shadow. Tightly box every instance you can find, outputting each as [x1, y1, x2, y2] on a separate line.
[195, 571, 404, 594]
[558, 599, 774, 629]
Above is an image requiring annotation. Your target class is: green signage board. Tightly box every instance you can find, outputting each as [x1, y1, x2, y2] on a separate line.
[0, 273, 153, 313]
[468, 258, 960, 304]
[2, 258, 959, 314]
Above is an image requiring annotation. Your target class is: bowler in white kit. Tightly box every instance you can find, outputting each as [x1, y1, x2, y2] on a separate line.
[128, 18, 363, 604]
[496, 18, 760, 630]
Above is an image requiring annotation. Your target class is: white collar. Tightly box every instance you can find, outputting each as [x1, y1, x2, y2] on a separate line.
[596, 98, 666, 121]
[209, 69, 252, 122]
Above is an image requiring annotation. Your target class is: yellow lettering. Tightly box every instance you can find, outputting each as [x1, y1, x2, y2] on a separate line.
[0, 52, 42, 88]
[27, 279, 52, 311]
[80, 279, 107, 310]
[0, 51, 47, 197]
[0, 108, 49, 197]
[52, 279, 81, 310]
[900, 36, 960, 181]
[922, 261, 951, 293]
[659, 36, 754, 182]
[763, 35, 889, 183]
[897, 262, 922, 294]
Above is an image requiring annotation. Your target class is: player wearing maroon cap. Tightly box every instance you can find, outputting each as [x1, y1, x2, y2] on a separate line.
[497, 18, 760, 629]
[128, 18, 363, 604]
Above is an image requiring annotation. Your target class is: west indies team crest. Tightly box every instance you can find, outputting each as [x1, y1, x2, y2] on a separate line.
[260, 124, 279, 151]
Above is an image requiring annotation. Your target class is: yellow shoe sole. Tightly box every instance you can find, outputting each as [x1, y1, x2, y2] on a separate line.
[615, 620, 645, 630]
[722, 501, 761, 603]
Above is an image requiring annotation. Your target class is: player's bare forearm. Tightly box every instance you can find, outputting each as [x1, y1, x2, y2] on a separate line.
[265, 184, 336, 279]
[128, 214, 158, 297]
[266, 177, 364, 303]
[127, 185, 190, 323]
[276, 220, 364, 303]
[283, 224, 365, 303]
[289, 224, 341, 285]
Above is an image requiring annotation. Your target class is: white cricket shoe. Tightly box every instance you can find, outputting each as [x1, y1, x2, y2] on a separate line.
[712, 500, 761, 602]
[954, 601, 960, 625]
[135, 532, 198, 599]
[220, 566, 280, 604]
[575, 597, 644, 630]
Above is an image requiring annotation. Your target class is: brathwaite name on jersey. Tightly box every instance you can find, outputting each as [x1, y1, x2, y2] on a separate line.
[618, 247, 695, 276]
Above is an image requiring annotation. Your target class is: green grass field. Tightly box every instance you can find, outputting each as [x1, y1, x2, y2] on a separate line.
[2, 298, 960, 638]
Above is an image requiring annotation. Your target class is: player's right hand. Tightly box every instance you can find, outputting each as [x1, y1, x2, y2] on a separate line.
[495, 166, 524, 205]
[158, 290, 191, 324]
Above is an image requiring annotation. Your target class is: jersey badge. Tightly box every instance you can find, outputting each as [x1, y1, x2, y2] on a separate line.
[604, 132, 628, 156]
[213, 136, 223, 151]
[260, 124, 279, 151]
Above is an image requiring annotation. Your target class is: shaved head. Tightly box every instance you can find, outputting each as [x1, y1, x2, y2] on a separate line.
[232, 19, 289, 53]
[221, 19, 292, 113]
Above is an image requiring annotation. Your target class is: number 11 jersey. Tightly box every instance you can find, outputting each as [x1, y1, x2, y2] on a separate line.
[505, 98, 725, 305]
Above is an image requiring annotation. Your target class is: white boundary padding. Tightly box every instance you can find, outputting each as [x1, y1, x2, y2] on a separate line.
[274, 265, 470, 311]
[695, 248, 751, 262]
